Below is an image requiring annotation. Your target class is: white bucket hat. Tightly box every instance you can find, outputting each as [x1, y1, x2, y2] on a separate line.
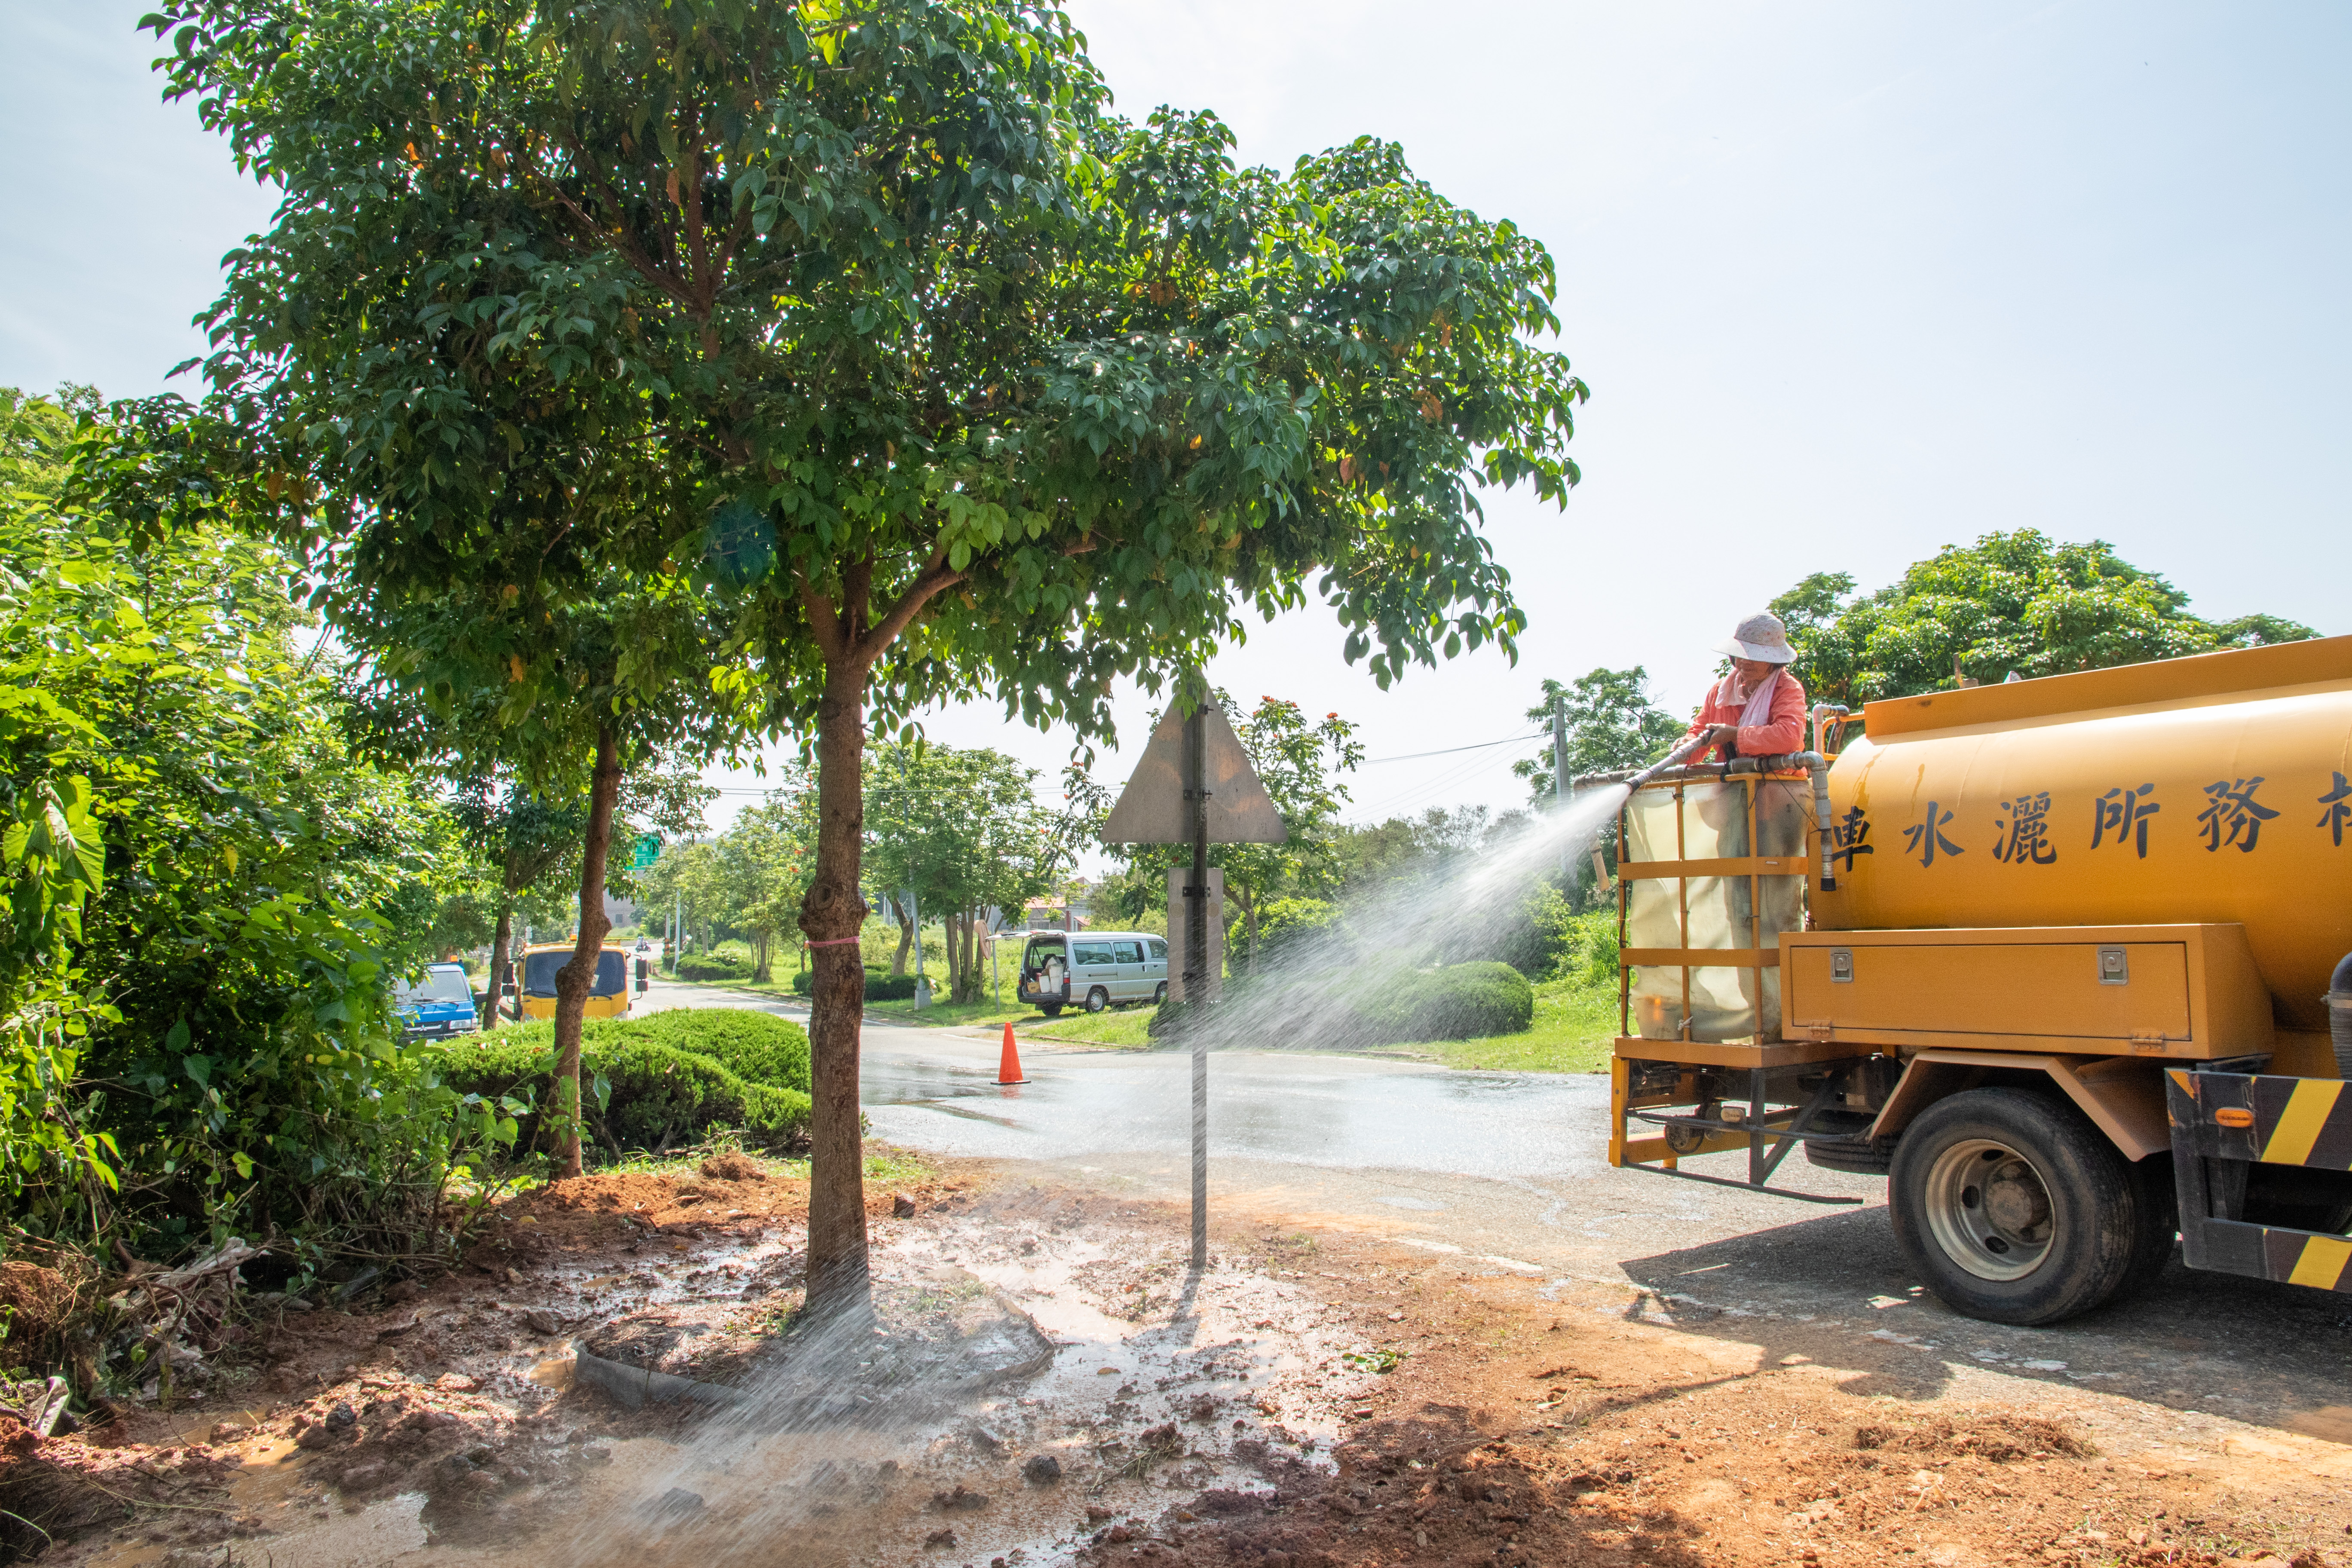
[1713, 612, 1795, 665]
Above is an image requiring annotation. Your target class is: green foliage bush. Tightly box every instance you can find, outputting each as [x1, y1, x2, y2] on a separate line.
[439, 1010, 811, 1152]
[710, 938, 755, 968]
[865, 972, 919, 1001]
[1363, 962, 1534, 1041]
[1149, 961, 1534, 1047]
[0, 389, 496, 1259]
[788, 967, 918, 1000]
[677, 956, 750, 983]
[1551, 908, 1621, 989]
[1245, 897, 1348, 966]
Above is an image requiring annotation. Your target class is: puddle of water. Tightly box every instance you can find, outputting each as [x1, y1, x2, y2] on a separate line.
[84, 1211, 1376, 1568]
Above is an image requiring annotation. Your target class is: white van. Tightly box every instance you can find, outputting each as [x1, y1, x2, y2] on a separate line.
[1015, 930, 1169, 1016]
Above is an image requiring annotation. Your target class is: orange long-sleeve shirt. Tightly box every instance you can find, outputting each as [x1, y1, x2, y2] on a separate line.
[1686, 669, 1808, 761]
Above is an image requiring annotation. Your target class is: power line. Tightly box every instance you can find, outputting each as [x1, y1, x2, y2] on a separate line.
[1360, 730, 1546, 765]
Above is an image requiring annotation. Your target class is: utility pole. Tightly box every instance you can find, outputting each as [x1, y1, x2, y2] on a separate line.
[909, 885, 928, 1008]
[1553, 686, 1572, 893]
[1183, 701, 1211, 1272]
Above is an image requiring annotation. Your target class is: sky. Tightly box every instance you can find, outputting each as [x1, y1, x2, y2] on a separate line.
[5, 1, 2346, 842]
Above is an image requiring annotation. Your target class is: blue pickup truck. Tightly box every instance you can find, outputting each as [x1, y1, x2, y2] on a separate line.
[393, 961, 481, 1039]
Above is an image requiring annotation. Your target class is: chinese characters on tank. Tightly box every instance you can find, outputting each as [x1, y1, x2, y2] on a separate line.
[1903, 803, 1964, 867]
[1830, 805, 1874, 872]
[2321, 773, 2352, 848]
[2197, 777, 2277, 853]
[1991, 791, 2058, 865]
[2091, 783, 2162, 858]
[1867, 771, 2338, 872]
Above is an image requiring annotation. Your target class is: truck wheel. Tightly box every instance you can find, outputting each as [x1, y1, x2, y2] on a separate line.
[1085, 986, 1110, 1014]
[1154, 982, 1169, 1005]
[1889, 1089, 2138, 1326]
[1040, 1002, 1063, 1018]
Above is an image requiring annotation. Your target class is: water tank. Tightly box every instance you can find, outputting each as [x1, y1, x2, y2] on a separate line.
[1819, 636, 2352, 1037]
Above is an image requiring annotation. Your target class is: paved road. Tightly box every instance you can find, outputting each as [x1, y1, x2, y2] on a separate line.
[641, 976, 2352, 1448]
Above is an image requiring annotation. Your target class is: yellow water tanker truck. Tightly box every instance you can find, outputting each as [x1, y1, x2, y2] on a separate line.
[1596, 634, 2352, 1325]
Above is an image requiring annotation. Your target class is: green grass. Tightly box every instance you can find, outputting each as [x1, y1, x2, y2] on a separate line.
[1027, 1007, 1158, 1049]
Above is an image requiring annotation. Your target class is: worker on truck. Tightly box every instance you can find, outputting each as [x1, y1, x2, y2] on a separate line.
[1688, 612, 1808, 761]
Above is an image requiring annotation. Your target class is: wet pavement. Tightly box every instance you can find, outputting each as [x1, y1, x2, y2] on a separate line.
[640, 977, 2352, 1450]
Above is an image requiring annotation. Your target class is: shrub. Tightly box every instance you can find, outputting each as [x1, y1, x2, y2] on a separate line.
[790, 968, 919, 1001]
[677, 956, 750, 983]
[1366, 962, 1535, 1041]
[1552, 908, 1620, 989]
[609, 1009, 810, 1095]
[1155, 963, 1535, 1050]
[710, 938, 755, 968]
[435, 1011, 811, 1153]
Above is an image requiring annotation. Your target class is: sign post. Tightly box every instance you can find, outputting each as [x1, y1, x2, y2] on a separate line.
[1102, 698, 1286, 1272]
[1182, 709, 1210, 1269]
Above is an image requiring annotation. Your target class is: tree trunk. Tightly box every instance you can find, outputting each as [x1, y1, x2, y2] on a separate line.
[753, 928, 773, 983]
[960, 910, 981, 1003]
[551, 725, 622, 1180]
[801, 659, 872, 1320]
[484, 897, 514, 1029]
[943, 910, 965, 1001]
[888, 895, 912, 977]
[1245, 891, 1261, 977]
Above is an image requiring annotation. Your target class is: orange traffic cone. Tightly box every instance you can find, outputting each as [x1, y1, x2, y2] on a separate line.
[996, 1021, 1029, 1086]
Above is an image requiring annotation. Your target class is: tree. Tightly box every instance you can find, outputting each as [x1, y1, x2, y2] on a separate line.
[1512, 667, 1684, 805]
[710, 793, 813, 984]
[159, 2, 1586, 1320]
[1086, 696, 1364, 972]
[866, 745, 1062, 1002]
[1773, 532, 2318, 711]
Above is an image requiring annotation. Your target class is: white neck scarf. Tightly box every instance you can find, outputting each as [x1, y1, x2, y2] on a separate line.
[1727, 669, 1780, 729]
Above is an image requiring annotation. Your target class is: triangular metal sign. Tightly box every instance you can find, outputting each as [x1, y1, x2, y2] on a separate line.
[1101, 705, 1288, 845]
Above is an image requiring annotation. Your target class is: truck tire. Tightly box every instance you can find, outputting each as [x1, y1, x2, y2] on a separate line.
[1888, 1088, 2140, 1326]
[1040, 1002, 1063, 1018]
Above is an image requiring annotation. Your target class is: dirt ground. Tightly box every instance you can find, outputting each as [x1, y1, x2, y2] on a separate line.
[4, 1148, 2349, 1568]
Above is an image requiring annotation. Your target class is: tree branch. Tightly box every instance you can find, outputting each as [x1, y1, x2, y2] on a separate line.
[797, 569, 849, 665]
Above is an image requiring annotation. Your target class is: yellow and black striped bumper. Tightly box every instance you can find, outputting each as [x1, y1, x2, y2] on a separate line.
[2166, 1068, 2352, 1292]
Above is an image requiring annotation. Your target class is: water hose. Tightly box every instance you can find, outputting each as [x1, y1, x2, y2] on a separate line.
[1619, 731, 1718, 793]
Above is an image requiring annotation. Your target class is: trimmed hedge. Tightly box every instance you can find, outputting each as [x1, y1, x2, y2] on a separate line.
[434, 1009, 812, 1153]
[1362, 961, 1534, 1041]
[677, 956, 750, 983]
[1148, 962, 1534, 1048]
[789, 967, 919, 1001]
